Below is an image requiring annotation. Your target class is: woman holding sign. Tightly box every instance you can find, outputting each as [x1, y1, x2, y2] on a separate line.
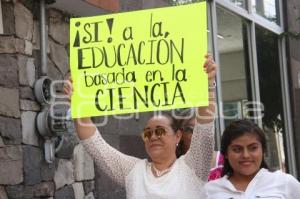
[64, 54, 216, 199]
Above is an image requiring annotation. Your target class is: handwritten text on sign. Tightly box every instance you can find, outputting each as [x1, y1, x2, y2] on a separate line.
[70, 2, 208, 118]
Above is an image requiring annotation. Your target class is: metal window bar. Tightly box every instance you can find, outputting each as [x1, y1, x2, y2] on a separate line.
[278, 37, 297, 176]
[248, 21, 263, 127]
[216, 0, 283, 35]
[208, 0, 225, 145]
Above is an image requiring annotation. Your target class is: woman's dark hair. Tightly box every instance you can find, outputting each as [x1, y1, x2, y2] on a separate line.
[175, 108, 196, 129]
[154, 111, 181, 132]
[221, 119, 269, 177]
[173, 108, 196, 157]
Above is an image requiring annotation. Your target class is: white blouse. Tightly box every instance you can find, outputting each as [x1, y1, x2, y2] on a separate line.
[200, 168, 300, 199]
[81, 122, 215, 199]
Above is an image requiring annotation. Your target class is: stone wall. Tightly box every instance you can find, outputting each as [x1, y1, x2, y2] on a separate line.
[0, 0, 96, 198]
[285, 0, 300, 178]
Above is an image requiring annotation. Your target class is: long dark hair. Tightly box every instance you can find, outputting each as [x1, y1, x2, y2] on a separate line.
[221, 119, 269, 177]
[174, 108, 196, 157]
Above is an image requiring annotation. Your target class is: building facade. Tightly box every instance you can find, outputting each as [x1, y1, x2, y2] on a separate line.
[0, 0, 299, 199]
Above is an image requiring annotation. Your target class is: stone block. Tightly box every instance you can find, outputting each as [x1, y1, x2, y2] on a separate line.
[14, 2, 33, 41]
[48, 8, 63, 23]
[95, 168, 126, 199]
[32, 21, 50, 52]
[0, 54, 18, 88]
[121, 0, 142, 11]
[17, 0, 35, 12]
[48, 9, 70, 45]
[0, 87, 20, 118]
[73, 182, 85, 199]
[18, 55, 28, 82]
[289, 38, 300, 60]
[47, 58, 64, 90]
[21, 111, 39, 146]
[24, 40, 33, 56]
[49, 39, 69, 76]
[141, 0, 169, 8]
[32, 21, 40, 50]
[286, 0, 300, 33]
[5, 185, 34, 199]
[20, 100, 40, 111]
[0, 137, 4, 147]
[83, 180, 95, 195]
[23, 145, 42, 185]
[56, 133, 79, 159]
[73, 144, 95, 181]
[291, 59, 300, 88]
[55, 185, 75, 199]
[32, 50, 63, 81]
[0, 36, 25, 54]
[54, 159, 74, 189]
[41, 159, 56, 181]
[33, 182, 55, 197]
[0, 145, 23, 185]
[32, 49, 41, 72]
[0, 116, 22, 145]
[18, 56, 36, 87]
[19, 87, 35, 100]
[0, 186, 8, 199]
[1, 1, 15, 35]
[85, 192, 95, 199]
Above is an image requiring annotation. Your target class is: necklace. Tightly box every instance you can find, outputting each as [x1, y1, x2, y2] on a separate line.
[151, 160, 176, 177]
[151, 165, 172, 177]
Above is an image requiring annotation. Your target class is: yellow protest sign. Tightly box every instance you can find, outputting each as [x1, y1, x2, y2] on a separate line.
[70, 2, 208, 118]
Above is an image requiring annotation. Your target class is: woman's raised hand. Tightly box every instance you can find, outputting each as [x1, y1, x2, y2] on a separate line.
[63, 77, 73, 102]
[197, 53, 217, 124]
[204, 54, 217, 84]
[63, 75, 96, 139]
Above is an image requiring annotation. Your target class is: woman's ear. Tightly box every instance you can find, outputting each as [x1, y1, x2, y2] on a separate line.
[175, 129, 183, 142]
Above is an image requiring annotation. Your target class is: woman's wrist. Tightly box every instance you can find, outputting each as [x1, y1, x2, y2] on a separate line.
[209, 92, 216, 100]
[208, 80, 216, 92]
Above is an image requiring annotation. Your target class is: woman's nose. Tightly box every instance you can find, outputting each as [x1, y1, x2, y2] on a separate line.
[242, 149, 250, 158]
[149, 132, 160, 141]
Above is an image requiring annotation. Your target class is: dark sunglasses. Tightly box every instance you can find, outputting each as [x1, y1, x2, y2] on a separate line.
[142, 127, 168, 141]
[182, 126, 194, 134]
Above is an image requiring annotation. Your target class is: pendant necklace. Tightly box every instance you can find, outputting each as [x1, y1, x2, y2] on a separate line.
[151, 160, 176, 177]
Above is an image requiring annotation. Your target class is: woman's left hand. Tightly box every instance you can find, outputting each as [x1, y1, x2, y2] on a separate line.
[196, 54, 217, 123]
[204, 54, 217, 85]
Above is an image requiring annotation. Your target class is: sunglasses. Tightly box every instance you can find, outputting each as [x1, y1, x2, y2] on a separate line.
[182, 126, 194, 134]
[141, 127, 168, 141]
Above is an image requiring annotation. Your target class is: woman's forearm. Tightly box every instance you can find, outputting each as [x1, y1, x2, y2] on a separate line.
[197, 90, 216, 124]
[74, 117, 97, 140]
[198, 54, 217, 124]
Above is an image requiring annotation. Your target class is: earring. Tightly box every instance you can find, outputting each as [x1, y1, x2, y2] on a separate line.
[176, 143, 179, 147]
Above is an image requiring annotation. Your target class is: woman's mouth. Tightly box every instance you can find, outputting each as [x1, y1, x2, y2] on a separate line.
[239, 161, 253, 166]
